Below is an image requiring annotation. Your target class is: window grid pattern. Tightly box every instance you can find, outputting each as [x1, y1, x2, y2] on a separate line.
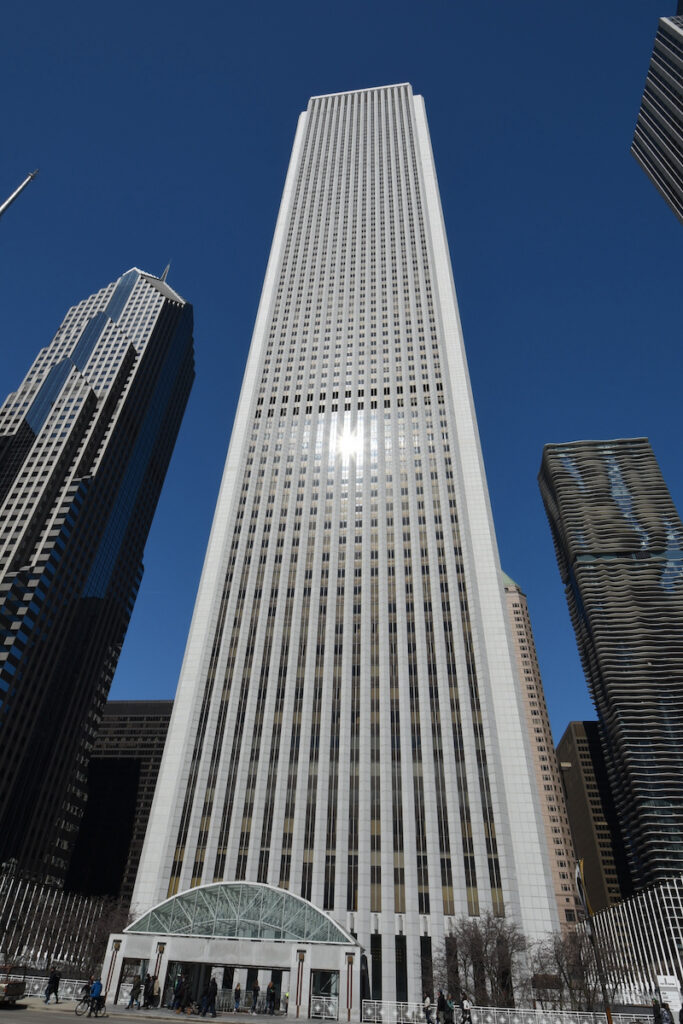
[167, 81, 500, 914]
[540, 438, 683, 890]
[632, 16, 683, 224]
[137, 84, 557, 1000]
[0, 269, 193, 885]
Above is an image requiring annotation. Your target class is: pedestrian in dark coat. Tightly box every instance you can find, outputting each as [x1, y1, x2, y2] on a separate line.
[266, 982, 276, 1015]
[45, 967, 61, 1004]
[251, 982, 260, 1015]
[128, 975, 142, 1009]
[203, 978, 217, 1018]
[200, 984, 210, 1017]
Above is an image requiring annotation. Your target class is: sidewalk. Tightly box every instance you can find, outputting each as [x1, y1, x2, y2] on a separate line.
[24, 1002, 284, 1023]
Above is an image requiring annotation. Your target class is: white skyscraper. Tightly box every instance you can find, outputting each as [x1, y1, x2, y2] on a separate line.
[134, 84, 557, 1001]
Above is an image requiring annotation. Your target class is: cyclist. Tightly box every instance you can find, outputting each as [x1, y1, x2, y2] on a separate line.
[88, 978, 104, 1017]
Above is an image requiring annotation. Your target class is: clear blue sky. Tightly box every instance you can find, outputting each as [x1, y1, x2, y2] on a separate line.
[1, 0, 680, 742]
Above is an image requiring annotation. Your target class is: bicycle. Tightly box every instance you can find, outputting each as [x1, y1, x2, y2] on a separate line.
[75, 995, 106, 1017]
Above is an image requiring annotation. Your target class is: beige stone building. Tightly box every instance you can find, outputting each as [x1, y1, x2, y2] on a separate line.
[502, 573, 579, 928]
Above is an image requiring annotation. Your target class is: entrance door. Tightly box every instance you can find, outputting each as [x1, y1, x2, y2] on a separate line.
[309, 970, 339, 1020]
[116, 957, 149, 1006]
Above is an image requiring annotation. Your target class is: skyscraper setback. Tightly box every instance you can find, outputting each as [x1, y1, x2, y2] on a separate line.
[0, 268, 194, 885]
[134, 85, 557, 999]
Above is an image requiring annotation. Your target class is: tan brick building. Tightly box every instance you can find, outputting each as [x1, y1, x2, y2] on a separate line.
[502, 572, 580, 928]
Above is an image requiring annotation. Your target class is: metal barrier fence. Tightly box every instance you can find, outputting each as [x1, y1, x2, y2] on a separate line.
[362, 1001, 426, 1022]
[0, 870, 108, 968]
[311, 995, 339, 1019]
[11, 975, 90, 1001]
[470, 1011, 651, 1024]
[361, 1004, 653, 1024]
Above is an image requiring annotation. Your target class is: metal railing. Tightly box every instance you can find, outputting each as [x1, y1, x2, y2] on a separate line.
[311, 995, 339, 1019]
[470, 1010, 652, 1024]
[11, 974, 90, 1001]
[361, 1004, 654, 1024]
[362, 1001, 430, 1023]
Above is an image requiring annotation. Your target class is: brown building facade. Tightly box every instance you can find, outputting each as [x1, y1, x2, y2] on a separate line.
[502, 573, 579, 927]
[557, 721, 624, 913]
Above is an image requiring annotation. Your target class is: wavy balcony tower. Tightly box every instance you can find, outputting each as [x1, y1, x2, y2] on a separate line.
[632, 7, 683, 224]
[0, 268, 195, 885]
[539, 438, 683, 891]
[133, 84, 558, 1001]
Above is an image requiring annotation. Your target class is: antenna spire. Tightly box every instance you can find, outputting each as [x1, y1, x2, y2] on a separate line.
[160, 262, 171, 282]
[0, 170, 39, 221]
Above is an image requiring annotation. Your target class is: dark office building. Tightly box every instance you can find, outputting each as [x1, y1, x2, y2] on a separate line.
[557, 721, 625, 912]
[66, 700, 173, 905]
[632, 11, 683, 224]
[0, 269, 194, 885]
[539, 438, 683, 892]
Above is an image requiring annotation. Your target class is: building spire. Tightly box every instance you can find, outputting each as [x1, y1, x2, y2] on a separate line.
[0, 170, 39, 221]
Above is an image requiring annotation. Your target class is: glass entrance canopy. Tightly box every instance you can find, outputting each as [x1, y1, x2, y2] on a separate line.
[127, 882, 353, 945]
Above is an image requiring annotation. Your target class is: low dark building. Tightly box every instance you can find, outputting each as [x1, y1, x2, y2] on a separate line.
[66, 699, 172, 906]
[557, 721, 626, 912]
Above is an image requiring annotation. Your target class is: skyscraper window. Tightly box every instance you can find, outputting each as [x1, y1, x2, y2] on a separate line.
[133, 85, 556, 1000]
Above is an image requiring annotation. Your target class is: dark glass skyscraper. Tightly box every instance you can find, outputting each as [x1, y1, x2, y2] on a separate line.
[539, 438, 683, 891]
[66, 699, 173, 904]
[0, 268, 194, 885]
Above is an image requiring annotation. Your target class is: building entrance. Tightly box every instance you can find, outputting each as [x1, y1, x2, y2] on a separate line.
[163, 961, 290, 1014]
[103, 883, 362, 1020]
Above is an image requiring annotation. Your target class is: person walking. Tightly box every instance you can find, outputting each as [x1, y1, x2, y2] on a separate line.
[234, 982, 241, 1012]
[203, 977, 218, 1018]
[437, 991, 446, 1024]
[423, 994, 433, 1024]
[45, 967, 61, 1004]
[142, 974, 153, 1008]
[460, 994, 472, 1024]
[266, 982, 275, 1015]
[251, 981, 260, 1015]
[173, 976, 186, 1012]
[200, 983, 210, 1017]
[152, 976, 161, 1008]
[128, 975, 142, 1010]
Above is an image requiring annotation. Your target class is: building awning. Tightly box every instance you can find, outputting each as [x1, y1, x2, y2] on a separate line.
[127, 882, 355, 945]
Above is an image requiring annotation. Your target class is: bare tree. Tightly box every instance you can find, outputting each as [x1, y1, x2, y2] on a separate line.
[434, 912, 529, 1007]
[81, 899, 130, 974]
[531, 928, 622, 1011]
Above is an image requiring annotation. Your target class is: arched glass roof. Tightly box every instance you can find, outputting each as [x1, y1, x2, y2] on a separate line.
[127, 882, 354, 945]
